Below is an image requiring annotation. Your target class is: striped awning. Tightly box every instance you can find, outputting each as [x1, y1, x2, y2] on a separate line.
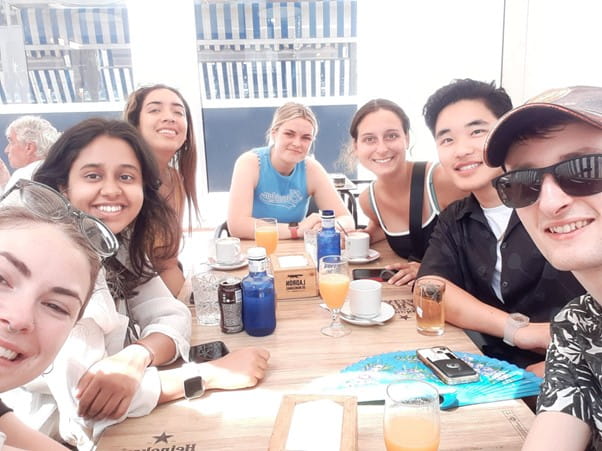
[195, 0, 357, 103]
[1, 4, 133, 104]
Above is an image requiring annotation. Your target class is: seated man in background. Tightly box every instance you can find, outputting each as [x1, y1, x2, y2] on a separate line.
[485, 85, 602, 451]
[0, 159, 8, 192]
[3, 115, 59, 193]
[416, 79, 584, 375]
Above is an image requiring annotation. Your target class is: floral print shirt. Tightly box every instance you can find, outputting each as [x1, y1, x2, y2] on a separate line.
[538, 294, 602, 451]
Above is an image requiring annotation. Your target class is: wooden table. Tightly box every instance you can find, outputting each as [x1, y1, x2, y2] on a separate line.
[97, 240, 534, 450]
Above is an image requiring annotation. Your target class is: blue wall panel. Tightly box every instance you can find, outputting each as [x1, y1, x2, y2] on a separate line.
[1, 104, 357, 192]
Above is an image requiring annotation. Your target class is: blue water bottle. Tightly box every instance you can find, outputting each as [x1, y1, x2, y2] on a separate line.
[317, 209, 341, 268]
[242, 247, 276, 337]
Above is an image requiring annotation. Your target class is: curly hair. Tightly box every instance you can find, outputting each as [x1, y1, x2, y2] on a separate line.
[6, 115, 60, 158]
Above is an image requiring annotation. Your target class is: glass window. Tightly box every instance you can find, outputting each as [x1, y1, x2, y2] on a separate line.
[0, 1, 133, 104]
[194, 0, 358, 192]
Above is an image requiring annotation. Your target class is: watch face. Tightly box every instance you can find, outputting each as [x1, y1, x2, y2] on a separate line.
[184, 376, 205, 399]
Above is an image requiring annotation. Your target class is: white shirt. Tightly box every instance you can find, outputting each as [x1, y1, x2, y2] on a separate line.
[482, 203, 513, 303]
[3, 160, 42, 192]
[35, 246, 191, 448]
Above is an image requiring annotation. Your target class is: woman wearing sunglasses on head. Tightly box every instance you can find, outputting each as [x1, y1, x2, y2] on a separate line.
[0, 191, 110, 449]
[31, 118, 269, 448]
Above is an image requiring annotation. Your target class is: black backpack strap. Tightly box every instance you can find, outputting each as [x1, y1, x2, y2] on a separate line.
[409, 161, 427, 261]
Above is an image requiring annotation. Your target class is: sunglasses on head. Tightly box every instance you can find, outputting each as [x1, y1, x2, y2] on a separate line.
[492, 154, 602, 209]
[0, 179, 118, 258]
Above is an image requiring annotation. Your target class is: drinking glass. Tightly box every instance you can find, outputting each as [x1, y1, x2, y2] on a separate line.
[255, 217, 278, 255]
[384, 380, 440, 451]
[319, 255, 350, 337]
[413, 278, 446, 336]
[191, 265, 224, 326]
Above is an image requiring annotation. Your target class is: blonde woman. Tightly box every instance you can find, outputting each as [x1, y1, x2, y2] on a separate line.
[227, 102, 353, 239]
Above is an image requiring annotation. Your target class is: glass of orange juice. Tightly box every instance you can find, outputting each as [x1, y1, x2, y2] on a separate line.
[319, 255, 350, 337]
[384, 380, 440, 451]
[254, 218, 278, 255]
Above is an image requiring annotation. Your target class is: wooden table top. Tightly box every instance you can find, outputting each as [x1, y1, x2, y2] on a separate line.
[96, 239, 534, 450]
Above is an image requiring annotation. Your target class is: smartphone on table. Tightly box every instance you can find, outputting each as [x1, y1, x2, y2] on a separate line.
[352, 268, 395, 282]
[416, 346, 479, 385]
[189, 341, 229, 363]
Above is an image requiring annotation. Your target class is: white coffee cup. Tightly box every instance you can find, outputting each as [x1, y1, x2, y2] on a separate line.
[214, 237, 241, 265]
[345, 231, 370, 259]
[348, 279, 382, 318]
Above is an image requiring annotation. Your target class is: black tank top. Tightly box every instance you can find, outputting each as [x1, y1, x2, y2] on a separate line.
[369, 162, 438, 261]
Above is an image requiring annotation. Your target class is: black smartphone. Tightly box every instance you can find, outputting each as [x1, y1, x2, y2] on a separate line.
[416, 346, 479, 385]
[352, 268, 395, 282]
[189, 341, 229, 363]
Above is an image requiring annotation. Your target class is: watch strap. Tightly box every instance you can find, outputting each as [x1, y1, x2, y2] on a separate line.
[503, 313, 530, 347]
[289, 222, 299, 239]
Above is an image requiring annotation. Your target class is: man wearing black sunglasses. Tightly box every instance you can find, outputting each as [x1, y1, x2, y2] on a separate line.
[417, 79, 584, 375]
[485, 86, 602, 451]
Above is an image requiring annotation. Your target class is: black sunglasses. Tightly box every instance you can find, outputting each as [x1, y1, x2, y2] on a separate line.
[492, 154, 602, 208]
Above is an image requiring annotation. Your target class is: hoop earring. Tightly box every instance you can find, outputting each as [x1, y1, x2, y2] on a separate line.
[42, 363, 54, 376]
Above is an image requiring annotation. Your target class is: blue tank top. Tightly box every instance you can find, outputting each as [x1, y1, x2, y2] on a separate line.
[252, 146, 310, 223]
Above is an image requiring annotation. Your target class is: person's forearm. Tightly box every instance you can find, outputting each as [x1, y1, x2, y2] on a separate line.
[431, 278, 508, 337]
[334, 214, 354, 231]
[227, 217, 255, 239]
[135, 332, 177, 367]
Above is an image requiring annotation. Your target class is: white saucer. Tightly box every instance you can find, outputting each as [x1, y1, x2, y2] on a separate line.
[339, 302, 394, 326]
[208, 254, 247, 270]
[344, 248, 380, 264]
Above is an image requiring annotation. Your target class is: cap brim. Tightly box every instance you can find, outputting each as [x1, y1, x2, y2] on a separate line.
[485, 103, 602, 167]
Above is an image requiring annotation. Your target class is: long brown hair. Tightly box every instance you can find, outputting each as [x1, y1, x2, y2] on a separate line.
[34, 118, 180, 281]
[124, 84, 200, 227]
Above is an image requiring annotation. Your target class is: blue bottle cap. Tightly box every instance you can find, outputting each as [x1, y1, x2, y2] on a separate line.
[320, 209, 335, 218]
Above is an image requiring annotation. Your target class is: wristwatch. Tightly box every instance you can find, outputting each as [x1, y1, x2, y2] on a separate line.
[289, 222, 299, 239]
[503, 313, 530, 347]
[183, 363, 205, 399]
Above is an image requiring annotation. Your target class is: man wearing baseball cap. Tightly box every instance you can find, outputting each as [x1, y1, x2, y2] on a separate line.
[485, 86, 602, 450]
[417, 79, 584, 375]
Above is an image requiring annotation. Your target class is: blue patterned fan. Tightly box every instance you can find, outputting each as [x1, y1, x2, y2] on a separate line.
[308, 350, 542, 409]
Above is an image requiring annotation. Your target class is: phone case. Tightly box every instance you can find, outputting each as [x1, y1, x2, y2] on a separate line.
[351, 268, 394, 282]
[189, 341, 229, 363]
[416, 346, 479, 385]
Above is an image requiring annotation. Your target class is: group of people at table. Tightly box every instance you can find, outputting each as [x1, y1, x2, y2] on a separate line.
[0, 78, 601, 450]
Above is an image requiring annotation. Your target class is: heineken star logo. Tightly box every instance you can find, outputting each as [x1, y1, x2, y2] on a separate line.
[153, 432, 173, 444]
